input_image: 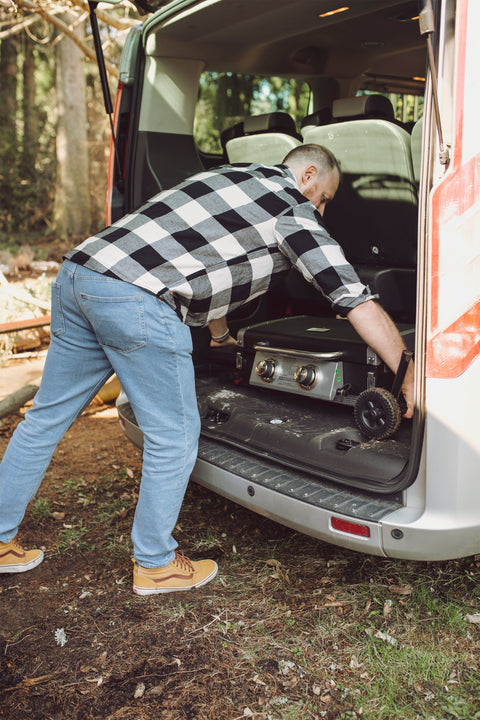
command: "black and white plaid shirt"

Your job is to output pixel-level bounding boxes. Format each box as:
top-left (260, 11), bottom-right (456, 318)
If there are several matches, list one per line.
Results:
top-left (66, 163), bottom-right (374, 326)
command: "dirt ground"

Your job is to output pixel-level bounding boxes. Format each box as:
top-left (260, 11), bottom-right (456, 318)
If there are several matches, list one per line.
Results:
top-left (0, 267), bottom-right (367, 720)
top-left (1, 269), bottom-right (480, 720)
top-left (0, 392), bottom-right (363, 720)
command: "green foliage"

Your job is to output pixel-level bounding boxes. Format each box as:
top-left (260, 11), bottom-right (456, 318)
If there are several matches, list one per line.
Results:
top-left (0, 43), bottom-right (56, 239)
top-left (194, 72), bottom-right (310, 155)
top-left (360, 89), bottom-right (424, 124)
top-left (30, 497), bottom-right (53, 520)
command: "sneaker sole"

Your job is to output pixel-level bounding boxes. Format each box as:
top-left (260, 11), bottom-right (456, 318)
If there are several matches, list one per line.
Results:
top-left (133, 563), bottom-right (218, 595)
top-left (0, 551), bottom-right (44, 574)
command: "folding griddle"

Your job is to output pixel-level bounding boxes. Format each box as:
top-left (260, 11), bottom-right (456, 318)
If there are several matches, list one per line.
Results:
top-left (235, 315), bottom-right (414, 440)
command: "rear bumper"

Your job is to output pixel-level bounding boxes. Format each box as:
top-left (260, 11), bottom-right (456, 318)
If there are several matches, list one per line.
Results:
top-left (117, 399), bottom-right (400, 557)
top-left (117, 399), bottom-right (480, 561)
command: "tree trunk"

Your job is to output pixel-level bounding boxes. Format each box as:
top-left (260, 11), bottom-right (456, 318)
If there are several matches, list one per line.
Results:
top-left (0, 37), bottom-right (19, 231)
top-left (0, 36), bottom-right (18, 150)
top-left (22, 38), bottom-right (38, 167)
top-left (53, 13), bottom-right (91, 238)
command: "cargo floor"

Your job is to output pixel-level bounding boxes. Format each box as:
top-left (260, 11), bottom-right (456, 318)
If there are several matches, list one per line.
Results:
top-left (196, 374), bottom-right (412, 492)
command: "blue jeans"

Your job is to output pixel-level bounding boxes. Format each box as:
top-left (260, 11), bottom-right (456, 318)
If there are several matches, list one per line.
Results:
top-left (0, 260), bottom-right (200, 568)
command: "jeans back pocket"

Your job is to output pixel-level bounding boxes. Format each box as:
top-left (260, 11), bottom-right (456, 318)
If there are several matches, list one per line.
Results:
top-left (79, 293), bottom-right (147, 353)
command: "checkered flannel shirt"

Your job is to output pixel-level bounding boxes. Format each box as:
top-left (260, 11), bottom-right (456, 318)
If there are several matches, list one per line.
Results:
top-left (65, 163), bottom-right (374, 327)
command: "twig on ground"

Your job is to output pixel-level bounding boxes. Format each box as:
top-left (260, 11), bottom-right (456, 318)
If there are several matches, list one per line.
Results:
top-left (0, 673), bottom-right (57, 693)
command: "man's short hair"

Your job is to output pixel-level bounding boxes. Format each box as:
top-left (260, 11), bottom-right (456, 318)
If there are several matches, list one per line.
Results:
top-left (282, 144), bottom-right (341, 178)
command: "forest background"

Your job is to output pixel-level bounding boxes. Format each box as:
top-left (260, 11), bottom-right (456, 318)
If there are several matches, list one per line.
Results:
top-left (0, 0), bottom-right (421, 252)
top-left (0, 0), bottom-right (314, 249)
top-left (0, 0), bottom-right (143, 246)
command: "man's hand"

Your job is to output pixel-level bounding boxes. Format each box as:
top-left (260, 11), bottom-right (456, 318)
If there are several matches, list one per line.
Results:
top-left (400, 363), bottom-right (415, 419)
top-left (347, 300), bottom-right (415, 419)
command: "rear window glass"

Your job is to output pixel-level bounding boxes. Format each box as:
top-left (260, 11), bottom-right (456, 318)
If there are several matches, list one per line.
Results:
top-left (358, 90), bottom-right (424, 125)
top-left (194, 72), bottom-right (310, 155)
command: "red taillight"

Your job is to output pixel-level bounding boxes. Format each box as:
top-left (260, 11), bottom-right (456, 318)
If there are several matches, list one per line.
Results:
top-left (331, 517), bottom-right (371, 538)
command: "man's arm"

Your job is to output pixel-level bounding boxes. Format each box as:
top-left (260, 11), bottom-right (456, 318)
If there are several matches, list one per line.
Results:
top-left (347, 300), bottom-right (415, 418)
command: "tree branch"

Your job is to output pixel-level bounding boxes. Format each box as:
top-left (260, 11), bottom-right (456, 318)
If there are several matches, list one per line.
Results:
top-left (70, 0), bottom-right (139, 31)
top-left (15, 0), bottom-right (119, 78)
top-left (0, 13), bottom-right (50, 39)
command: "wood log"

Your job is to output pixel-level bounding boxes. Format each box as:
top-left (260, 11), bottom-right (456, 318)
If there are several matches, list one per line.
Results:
top-left (0, 315), bottom-right (51, 334)
top-left (0, 384), bottom-right (38, 419)
top-left (0, 269), bottom-right (51, 312)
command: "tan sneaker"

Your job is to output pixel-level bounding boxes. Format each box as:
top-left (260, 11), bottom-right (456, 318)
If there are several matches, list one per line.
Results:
top-left (0, 537), bottom-right (44, 574)
top-left (133, 552), bottom-right (218, 595)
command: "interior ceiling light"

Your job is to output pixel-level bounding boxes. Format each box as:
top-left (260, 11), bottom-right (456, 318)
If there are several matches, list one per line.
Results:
top-left (413, 76), bottom-right (426, 82)
top-left (393, 12), bottom-right (420, 22)
top-left (318, 6), bottom-right (350, 18)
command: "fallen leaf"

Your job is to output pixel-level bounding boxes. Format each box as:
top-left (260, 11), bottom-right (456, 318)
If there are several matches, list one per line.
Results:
top-left (250, 674), bottom-right (267, 686)
top-left (281, 676), bottom-right (299, 689)
top-left (265, 558), bottom-right (281, 569)
top-left (388, 584), bottom-right (412, 595)
top-left (465, 613), bottom-right (480, 624)
top-left (134, 681), bottom-right (145, 698)
top-left (147, 686), bottom-right (164, 696)
top-left (373, 629), bottom-right (398, 646)
top-left (96, 651), bottom-right (107, 666)
top-left (278, 660), bottom-right (295, 675)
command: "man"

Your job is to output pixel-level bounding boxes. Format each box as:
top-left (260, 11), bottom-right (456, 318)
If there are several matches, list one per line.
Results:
top-left (0, 144), bottom-right (414, 593)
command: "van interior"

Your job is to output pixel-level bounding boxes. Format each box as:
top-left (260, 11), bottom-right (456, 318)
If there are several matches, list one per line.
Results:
top-left (114, 0), bottom-right (431, 496)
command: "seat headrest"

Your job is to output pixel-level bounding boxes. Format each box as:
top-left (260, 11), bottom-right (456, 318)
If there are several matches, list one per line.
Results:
top-left (243, 112), bottom-right (298, 137)
top-left (220, 120), bottom-right (244, 150)
top-left (301, 107), bottom-right (332, 128)
top-left (332, 94), bottom-right (395, 121)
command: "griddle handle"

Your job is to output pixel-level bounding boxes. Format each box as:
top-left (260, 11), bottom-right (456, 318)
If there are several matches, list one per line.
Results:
top-left (391, 350), bottom-right (413, 400)
top-left (252, 345), bottom-right (343, 360)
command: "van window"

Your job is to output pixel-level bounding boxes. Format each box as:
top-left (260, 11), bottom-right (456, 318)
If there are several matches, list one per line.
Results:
top-left (194, 72), bottom-right (310, 155)
top-left (358, 90), bottom-right (424, 125)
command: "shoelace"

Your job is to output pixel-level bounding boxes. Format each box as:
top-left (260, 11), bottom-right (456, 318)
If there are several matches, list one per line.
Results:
top-left (173, 552), bottom-right (195, 572)
top-left (0, 537), bottom-right (24, 555)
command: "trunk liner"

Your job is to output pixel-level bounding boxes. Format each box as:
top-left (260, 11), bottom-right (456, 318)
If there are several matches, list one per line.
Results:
top-left (197, 374), bottom-right (412, 492)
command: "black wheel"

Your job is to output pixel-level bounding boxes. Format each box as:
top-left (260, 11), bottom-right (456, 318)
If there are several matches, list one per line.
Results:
top-left (354, 388), bottom-right (401, 440)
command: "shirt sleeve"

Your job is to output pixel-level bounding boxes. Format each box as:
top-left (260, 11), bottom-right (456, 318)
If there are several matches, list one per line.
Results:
top-left (273, 203), bottom-right (378, 316)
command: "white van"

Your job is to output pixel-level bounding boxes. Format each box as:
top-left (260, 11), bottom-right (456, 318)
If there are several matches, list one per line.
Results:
top-left (104, 0), bottom-right (480, 561)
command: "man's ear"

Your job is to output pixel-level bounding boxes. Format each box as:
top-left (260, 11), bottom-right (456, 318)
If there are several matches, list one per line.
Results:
top-left (302, 164), bottom-right (318, 184)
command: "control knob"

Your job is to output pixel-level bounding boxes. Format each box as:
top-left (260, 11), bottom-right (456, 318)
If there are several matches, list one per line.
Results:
top-left (295, 364), bottom-right (317, 389)
top-left (255, 358), bottom-right (277, 383)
